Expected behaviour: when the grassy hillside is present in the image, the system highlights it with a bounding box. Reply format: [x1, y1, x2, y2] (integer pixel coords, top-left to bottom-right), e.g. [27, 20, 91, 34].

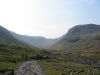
[51, 24, 100, 52]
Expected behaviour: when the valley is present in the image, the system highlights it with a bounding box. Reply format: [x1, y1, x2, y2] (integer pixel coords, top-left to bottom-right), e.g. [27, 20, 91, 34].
[0, 24, 100, 75]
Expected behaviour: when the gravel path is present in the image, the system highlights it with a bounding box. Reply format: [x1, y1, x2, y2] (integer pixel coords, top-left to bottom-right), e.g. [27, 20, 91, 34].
[15, 61, 44, 75]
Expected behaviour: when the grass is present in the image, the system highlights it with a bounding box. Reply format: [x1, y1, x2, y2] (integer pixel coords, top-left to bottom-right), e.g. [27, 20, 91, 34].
[0, 54, 22, 61]
[0, 61, 21, 69]
[38, 60, 100, 75]
[0, 61, 22, 75]
[0, 73, 4, 75]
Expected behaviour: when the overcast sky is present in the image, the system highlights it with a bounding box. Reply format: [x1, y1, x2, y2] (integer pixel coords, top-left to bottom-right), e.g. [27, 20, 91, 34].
[0, 0, 100, 38]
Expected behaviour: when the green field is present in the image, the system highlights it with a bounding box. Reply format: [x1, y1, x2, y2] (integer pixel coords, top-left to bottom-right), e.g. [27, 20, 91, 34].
[38, 60, 100, 75]
[0, 61, 21, 69]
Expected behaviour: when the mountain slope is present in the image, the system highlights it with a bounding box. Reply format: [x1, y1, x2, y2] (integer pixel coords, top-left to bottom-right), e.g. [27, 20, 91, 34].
[0, 25, 20, 44]
[0, 25, 39, 54]
[51, 24, 100, 51]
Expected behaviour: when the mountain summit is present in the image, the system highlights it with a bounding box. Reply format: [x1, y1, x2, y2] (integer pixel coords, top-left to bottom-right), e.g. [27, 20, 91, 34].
[67, 24, 100, 35]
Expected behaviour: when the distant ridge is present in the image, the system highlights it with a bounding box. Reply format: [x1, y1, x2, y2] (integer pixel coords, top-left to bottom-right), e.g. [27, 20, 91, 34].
[11, 31, 58, 49]
[0, 25, 58, 49]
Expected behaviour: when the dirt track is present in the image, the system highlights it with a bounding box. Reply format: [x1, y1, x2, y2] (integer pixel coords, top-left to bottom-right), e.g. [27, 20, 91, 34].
[15, 61, 44, 75]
